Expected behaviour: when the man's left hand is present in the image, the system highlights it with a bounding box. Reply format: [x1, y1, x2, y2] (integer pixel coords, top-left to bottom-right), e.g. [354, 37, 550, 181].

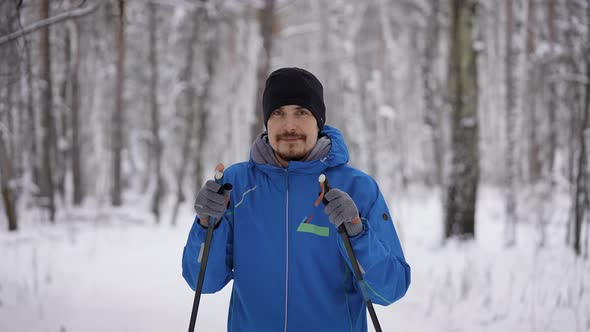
[324, 189, 363, 237]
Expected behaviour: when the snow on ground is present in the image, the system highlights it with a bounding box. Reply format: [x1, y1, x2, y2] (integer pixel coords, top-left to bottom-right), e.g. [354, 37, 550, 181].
[0, 186, 588, 332]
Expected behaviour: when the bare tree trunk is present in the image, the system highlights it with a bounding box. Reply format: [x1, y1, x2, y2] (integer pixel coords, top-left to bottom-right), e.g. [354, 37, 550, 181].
[504, 0, 519, 246]
[148, 2, 162, 222]
[170, 8, 202, 226]
[573, 3, 590, 256]
[564, 0, 585, 246]
[0, 135, 17, 231]
[111, 0, 126, 206]
[538, 13, 553, 249]
[324, 1, 369, 170]
[39, 0, 56, 222]
[250, 0, 275, 142]
[3, 59, 15, 178]
[527, 74, 542, 182]
[546, 0, 557, 175]
[58, 23, 71, 201]
[421, 0, 443, 186]
[444, 0, 479, 240]
[573, 84, 588, 255]
[193, 17, 219, 193]
[375, 0, 408, 191]
[21, 22, 40, 189]
[70, 19, 83, 205]
[526, 0, 542, 183]
[0, 0, 18, 231]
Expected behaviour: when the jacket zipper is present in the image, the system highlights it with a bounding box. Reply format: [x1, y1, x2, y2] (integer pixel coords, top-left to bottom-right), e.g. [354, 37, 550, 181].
[284, 169, 289, 332]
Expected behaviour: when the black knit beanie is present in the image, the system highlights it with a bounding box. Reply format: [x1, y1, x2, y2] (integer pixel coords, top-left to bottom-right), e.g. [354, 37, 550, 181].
[262, 67, 326, 130]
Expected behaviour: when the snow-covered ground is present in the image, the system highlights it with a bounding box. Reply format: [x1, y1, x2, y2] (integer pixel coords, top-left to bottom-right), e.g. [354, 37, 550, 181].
[1, 186, 588, 332]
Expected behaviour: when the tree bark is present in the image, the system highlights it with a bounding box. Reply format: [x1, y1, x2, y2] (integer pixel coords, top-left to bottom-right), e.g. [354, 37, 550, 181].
[564, 0, 585, 246]
[250, 0, 275, 143]
[70, 19, 83, 205]
[20, 19, 40, 188]
[573, 75, 588, 255]
[573, 2, 590, 256]
[525, 0, 542, 182]
[148, 2, 162, 221]
[546, 0, 557, 175]
[111, 0, 126, 206]
[170, 7, 202, 226]
[0, 135, 17, 231]
[193, 17, 218, 193]
[39, 0, 56, 221]
[0, 0, 18, 231]
[324, 1, 369, 170]
[444, 0, 479, 240]
[57, 22, 71, 201]
[421, 0, 443, 186]
[504, 0, 519, 246]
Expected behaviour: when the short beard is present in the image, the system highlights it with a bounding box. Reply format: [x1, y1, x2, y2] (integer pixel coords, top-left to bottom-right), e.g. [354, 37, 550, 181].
[275, 150, 308, 162]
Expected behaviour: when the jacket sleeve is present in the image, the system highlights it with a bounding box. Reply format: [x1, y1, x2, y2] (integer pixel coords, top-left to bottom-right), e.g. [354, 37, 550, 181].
[336, 179, 411, 306]
[182, 210, 234, 293]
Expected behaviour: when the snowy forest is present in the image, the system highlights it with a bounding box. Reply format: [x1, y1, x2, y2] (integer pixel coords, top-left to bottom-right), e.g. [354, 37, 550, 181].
[1, 0, 589, 331]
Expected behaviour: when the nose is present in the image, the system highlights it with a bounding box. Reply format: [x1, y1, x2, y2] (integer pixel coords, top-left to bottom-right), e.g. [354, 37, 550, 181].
[282, 114, 297, 131]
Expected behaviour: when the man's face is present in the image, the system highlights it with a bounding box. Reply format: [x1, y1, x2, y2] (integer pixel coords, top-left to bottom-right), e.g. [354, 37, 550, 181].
[267, 105, 319, 167]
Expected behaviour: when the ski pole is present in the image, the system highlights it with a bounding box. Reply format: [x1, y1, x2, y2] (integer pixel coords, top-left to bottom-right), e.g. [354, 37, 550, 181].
[318, 174, 382, 332]
[188, 163, 232, 332]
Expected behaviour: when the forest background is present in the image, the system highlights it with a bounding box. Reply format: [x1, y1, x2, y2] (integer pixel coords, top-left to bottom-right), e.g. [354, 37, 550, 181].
[0, 1, 589, 331]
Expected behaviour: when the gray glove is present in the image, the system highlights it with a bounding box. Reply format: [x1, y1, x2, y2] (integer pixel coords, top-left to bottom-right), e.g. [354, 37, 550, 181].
[194, 180, 231, 227]
[324, 189, 363, 237]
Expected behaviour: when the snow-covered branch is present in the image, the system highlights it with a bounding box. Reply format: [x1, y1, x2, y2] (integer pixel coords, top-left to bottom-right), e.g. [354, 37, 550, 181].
[0, 1, 101, 46]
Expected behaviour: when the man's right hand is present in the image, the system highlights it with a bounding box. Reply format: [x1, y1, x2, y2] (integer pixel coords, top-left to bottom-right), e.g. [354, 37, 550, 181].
[194, 180, 230, 227]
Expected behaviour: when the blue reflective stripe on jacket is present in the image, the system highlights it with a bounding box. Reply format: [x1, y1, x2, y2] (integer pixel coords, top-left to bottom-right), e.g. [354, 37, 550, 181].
[182, 125, 411, 332]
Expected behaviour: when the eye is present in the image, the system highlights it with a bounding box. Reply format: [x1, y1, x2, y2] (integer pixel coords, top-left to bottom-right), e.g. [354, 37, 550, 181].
[297, 109, 310, 116]
[271, 109, 283, 117]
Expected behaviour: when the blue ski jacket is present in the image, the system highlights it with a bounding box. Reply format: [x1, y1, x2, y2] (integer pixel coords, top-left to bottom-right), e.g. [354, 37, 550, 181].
[182, 125, 410, 332]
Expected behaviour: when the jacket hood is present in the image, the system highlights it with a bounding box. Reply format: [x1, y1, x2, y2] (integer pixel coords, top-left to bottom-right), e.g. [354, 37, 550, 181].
[249, 125, 349, 175]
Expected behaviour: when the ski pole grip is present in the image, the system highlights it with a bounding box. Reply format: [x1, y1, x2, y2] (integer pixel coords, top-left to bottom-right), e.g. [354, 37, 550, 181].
[213, 163, 225, 187]
[214, 164, 233, 204]
[201, 164, 232, 226]
[214, 163, 232, 207]
[319, 174, 331, 205]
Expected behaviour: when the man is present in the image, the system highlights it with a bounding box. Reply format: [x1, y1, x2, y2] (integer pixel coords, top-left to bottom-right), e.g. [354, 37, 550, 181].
[182, 67, 410, 332]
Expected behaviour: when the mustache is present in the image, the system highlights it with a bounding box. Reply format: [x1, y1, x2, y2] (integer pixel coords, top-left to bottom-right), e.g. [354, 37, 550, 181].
[278, 133, 306, 140]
